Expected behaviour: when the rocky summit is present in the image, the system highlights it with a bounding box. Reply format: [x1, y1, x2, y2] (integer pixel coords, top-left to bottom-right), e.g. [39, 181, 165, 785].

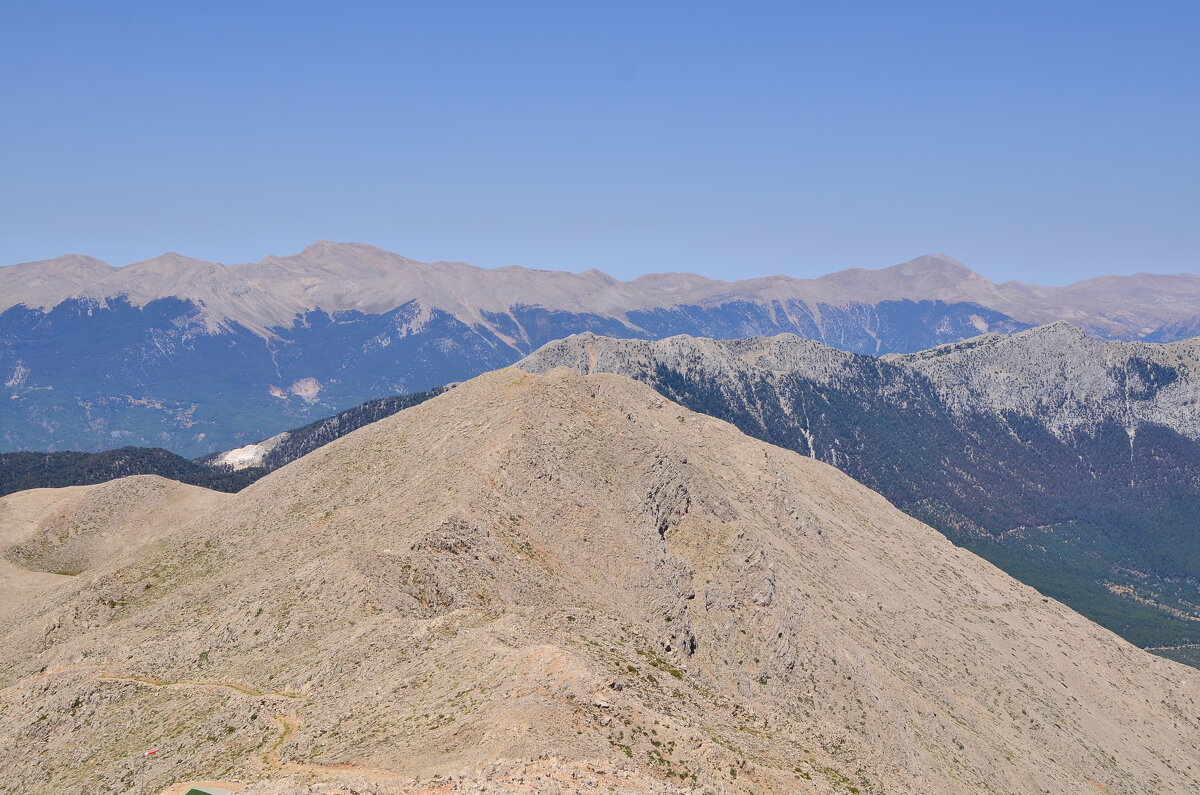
[517, 327, 1200, 659]
[1, 368, 1198, 793]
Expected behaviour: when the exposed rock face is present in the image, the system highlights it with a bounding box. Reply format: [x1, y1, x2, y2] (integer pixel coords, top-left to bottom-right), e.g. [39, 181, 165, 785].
[889, 321, 1200, 439]
[208, 436, 288, 471]
[517, 327, 1200, 653]
[524, 323, 1200, 442]
[0, 369, 1197, 793]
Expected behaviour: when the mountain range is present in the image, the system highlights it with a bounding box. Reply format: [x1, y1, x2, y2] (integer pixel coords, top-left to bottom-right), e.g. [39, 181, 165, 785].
[6, 242, 1200, 454]
[3, 368, 1198, 793]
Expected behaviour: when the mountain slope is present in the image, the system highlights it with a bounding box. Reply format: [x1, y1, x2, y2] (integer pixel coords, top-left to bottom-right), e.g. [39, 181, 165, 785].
[0, 291, 511, 456]
[518, 327, 1200, 653]
[0, 476, 230, 621]
[1, 475, 230, 575]
[887, 321, 1200, 438]
[1, 368, 1198, 794]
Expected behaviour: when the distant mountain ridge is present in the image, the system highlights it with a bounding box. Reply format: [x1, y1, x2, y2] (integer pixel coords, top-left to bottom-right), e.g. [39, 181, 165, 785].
[7, 243, 1200, 339]
[0, 388, 449, 498]
[3, 241, 1200, 453]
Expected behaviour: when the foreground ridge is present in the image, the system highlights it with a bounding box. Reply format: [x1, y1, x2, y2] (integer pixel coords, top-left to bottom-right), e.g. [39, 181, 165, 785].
[0, 368, 1197, 793]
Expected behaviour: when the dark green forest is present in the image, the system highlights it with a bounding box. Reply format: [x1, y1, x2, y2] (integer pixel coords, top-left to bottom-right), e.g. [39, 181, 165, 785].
[0, 447, 257, 498]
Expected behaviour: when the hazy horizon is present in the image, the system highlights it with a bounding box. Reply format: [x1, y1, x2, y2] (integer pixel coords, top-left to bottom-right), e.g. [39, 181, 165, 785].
[8, 242, 1200, 289]
[2, 1, 1196, 283]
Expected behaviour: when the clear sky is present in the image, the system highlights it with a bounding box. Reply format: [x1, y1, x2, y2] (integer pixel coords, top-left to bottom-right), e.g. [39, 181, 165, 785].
[1, 1, 1196, 283]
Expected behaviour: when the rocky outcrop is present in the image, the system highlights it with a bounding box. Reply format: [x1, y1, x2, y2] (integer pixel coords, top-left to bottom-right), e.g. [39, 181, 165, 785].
[888, 321, 1200, 439]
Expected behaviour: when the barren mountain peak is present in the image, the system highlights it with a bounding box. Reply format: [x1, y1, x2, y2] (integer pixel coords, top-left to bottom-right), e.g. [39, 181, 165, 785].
[257, 239, 418, 266]
[13, 252, 112, 271]
[904, 320, 1089, 355]
[295, 239, 397, 257]
[0, 254, 118, 313]
[910, 251, 966, 264]
[3, 367, 1197, 793]
[125, 251, 222, 271]
[302, 239, 349, 251]
[1023, 318, 1088, 336]
[884, 254, 984, 283]
[895, 252, 982, 278]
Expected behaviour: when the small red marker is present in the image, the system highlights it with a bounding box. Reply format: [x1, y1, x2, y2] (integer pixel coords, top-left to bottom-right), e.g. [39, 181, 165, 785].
[144, 749, 158, 757]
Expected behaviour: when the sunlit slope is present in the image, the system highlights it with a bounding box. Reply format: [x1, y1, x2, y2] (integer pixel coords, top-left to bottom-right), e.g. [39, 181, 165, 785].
[0, 369, 1196, 793]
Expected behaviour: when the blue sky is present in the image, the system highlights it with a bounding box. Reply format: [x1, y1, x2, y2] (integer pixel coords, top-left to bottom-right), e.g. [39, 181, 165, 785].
[1, 1, 1195, 283]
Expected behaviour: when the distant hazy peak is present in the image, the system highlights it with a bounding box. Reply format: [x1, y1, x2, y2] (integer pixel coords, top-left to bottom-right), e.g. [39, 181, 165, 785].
[0, 254, 116, 313]
[7, 253, 112, 272]
[3, 242, 1200, 340]
[824, 253, 977, 282]
[126, 250, 219, 268]
[0, 254, 113, 282]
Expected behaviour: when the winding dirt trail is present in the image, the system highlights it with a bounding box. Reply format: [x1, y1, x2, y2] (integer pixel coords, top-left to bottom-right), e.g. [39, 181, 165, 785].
[113, 678, 404, 788]
[159, 781, 244, 795]
[263, 712, 404, 780]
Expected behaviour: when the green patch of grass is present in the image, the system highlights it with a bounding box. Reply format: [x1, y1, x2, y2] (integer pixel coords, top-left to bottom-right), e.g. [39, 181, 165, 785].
[637, 649, 684, 679]
[816, 764, 862, 793]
